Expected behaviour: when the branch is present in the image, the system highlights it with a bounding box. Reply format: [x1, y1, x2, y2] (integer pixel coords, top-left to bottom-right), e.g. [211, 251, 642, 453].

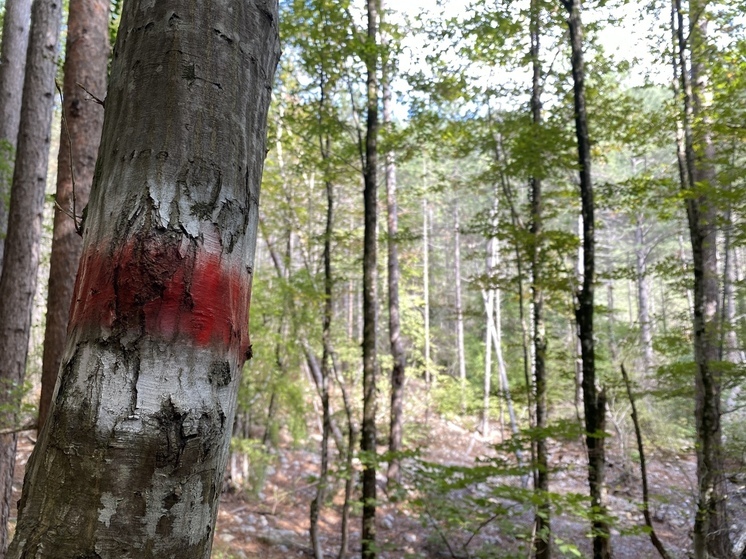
[55, 80, 84, 236]
[76, 81, 105, 107]
[0, 421, 38, 435]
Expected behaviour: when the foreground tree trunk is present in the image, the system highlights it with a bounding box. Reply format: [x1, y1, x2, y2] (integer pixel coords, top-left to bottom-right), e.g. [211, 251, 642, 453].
[0, 0, 62, 552]
[0, 0, 32, 272]
[361, 0, 379, 556]
[562, 0, 611, 557]
[8, 1, 280, 557]
[672, 0, 732, 555]
[685, 0, 732, 559]
[39, 0, 110, 431]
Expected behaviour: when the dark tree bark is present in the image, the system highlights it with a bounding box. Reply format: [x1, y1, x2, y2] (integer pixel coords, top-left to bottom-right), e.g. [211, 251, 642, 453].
[7, 1, 280, 557]
[39, 0, 110, 432]
[0, 0, 32, 273]
[530, 1, 550, 556]
[361, 0, 379, 556]
[0, 0, 62, 552]
[383, 5, 406, 488]
[561, 0, 612, 557]
[310, 73, 334, 559]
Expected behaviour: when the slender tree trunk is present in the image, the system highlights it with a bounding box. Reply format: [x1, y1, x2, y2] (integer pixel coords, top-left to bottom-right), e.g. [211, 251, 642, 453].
[7, 2, 280, 557]
[39, 0, 109, 432]
[454, 202, 467, 411]
[0, 0, 62, 551]
[383, 9, 407, 487]
[720, 204, 740, 364]
[310, 122, 333, 559]
[361, 0, 379, 555]
[483, 288, 494, 438]
[607, 280, 618, 363]
[530, 0, 550, 551]
[482, 199, 499, 438]
[423, 194, 431, 389]
[485, 289, 524, 470]
[0, 0, 32, 273]
[562, 0, 611, 556]
[621, 364, 672, 559]
[635, 215, 653, 375]
[674, 0, 732, 555]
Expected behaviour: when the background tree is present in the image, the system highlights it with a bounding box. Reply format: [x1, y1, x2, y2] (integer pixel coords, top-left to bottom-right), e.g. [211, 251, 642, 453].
[39, 0, 109, 431]
[0, 0, 62, 551]
[0, 0, 31, 273]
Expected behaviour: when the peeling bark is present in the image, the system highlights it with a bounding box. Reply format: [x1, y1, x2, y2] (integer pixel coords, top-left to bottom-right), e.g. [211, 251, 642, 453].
[8, 2, 280, 557]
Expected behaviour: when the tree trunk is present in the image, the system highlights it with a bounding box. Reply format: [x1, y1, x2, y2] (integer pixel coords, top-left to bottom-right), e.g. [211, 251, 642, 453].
[423, 194, 431, 390]
[482, 200, 498, 438]
[530, 0, 550, 552]
[673, 0, 732, 554]
[635, 215, 653, 375]
[454, 202, 467, 411]
[361, 0, 379, 555]
[562, 0, 611, 556]
[7, 2, 280, 557]
[0, 0, 32, 273]
[39, 0, 110, 432]
[383, 8, 406, 487]
[0, 0, 62, 552]
[310, 138, 333, 559]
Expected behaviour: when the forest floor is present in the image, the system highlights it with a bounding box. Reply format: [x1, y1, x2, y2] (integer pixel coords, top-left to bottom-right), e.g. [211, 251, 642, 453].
[10, 413, 746, 559]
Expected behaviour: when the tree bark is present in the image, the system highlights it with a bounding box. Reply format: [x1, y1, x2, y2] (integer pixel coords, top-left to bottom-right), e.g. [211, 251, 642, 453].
[383, 7, 407, 487]
[0, 0, 62, 552]
[673, 0, 732, 554]
[454, 202, 467, 410]
[562, 0, 612, 556]
[0, 0, 32, 273]
[530, 0, 550, 552]
[635, 215, 653, 375]
[39, 0, 110, 432]
[7, 2, 280, 557]
[361, 0, 379, 556]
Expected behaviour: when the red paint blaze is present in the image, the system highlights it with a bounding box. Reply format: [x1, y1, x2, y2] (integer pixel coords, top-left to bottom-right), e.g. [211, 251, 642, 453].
[69, 235, 251, 359]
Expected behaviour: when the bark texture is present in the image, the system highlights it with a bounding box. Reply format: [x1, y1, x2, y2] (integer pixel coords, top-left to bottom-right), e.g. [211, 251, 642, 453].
[562, 0, 611, 557]
[0, 0, 62, 552]
[530, 0, 550, 554]
[8, 1, 280, 557]
[673, 0, 732, 555]
[361, 0, 379, 556]
[0, 0, 32, 272]
[39, 0, 110, 432]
